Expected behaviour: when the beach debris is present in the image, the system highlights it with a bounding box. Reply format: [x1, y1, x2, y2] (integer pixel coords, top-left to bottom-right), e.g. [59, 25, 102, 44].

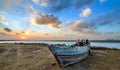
[90, 64, 93, 66]
[0, 48, 5, 54]
[89, 64, 96, 67]
[99, 62, 105, 64]
[116, 58, 120, 61]
[41, 65, 48, 70]
[18, 64, 22, 67]
[107, 50, 112, 52]
[50, 61, 56, 65]
[95, 53, 105, 57]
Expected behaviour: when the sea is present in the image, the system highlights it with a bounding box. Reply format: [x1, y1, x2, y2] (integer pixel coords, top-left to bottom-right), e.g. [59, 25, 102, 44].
[0, 40, 120, 49]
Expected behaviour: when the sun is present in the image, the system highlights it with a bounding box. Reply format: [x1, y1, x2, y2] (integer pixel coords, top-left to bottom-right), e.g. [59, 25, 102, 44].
[20, 36, 26, 40]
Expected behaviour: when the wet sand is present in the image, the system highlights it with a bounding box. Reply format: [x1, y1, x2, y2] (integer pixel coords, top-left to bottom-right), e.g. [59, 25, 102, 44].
[0, 43, 120, 70]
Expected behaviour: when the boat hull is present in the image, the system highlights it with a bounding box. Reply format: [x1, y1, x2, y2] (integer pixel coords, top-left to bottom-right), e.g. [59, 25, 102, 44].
[49, 45, 90, 66]
[56, 52, 89, 66]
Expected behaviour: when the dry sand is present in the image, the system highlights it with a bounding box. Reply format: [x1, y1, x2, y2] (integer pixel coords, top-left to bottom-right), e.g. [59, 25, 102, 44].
[62, 49, 120, 70]
[0, 43, 120, 70]
[0, 43, 61, 70]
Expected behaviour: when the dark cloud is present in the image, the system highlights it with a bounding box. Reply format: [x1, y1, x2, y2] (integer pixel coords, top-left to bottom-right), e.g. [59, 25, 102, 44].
[33, 0, 94, 12]
[51, 0, 70, 12]
[74, 0, 94, 9]
[16, 31, 36, 35]
[69, 20, 94, 33]
[21, 31, 25, 33]
[90, 9, 120, 28]
[45, 33, 50, 35]
[16, 33, 20, 35]
[53, 0, 94, 12]
[4, 27, 12, 32]
[32, 13, 61, 29]
[0, 32, 13, 36]
[0, 32, 7, 36]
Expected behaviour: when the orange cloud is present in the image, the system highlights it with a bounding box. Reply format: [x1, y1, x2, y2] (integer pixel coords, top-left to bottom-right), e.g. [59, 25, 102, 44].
[31, 13, 61, 29]
[69, 20, 89, 32]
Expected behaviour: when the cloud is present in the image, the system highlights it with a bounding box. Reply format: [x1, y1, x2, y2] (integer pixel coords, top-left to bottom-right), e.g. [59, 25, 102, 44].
[100, 0, 106, 3]
[90, 9, 120, 28]
[80, 8, 92, 17]
[32, 0, 70, 11]
[0, 32, 13, 36]
[69, 20, 94, 33]
[0, 14, 8, 25]
[16, 33, 20, 35]
[45, 33, 50, 35]
[15, 31, 36, 36]
[31, 13, 61, 29]
[33, 0, 53, 7]
[1, 21, 8, 25]
[32, 0, 94, 12]
[0, 15, 4, 20]
[74, 0, 94, 9]
[33, 0, 39, 4]
[4, 28, 12, 32]
[0, 0, 34, 14]
[69, 9, 120, 35]
[0, 32, 7, 36]
[0, 0, 24, 9]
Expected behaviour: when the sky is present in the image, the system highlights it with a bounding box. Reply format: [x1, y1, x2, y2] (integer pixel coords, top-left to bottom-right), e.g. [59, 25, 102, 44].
[0, 0, 120, 40]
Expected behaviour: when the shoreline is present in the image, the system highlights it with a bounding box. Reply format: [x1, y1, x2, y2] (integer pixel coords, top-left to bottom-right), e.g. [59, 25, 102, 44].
[0, 40, 120, 43]
[0, 43, 120, 50]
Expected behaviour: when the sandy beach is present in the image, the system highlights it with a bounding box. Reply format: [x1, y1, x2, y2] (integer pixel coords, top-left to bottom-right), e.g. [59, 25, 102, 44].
[0, 43, 120, 70]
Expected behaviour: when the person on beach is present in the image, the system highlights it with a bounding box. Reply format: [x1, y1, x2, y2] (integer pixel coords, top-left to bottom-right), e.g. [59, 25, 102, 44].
[86, 39, 90, 45]
[86, 39, 92, 55]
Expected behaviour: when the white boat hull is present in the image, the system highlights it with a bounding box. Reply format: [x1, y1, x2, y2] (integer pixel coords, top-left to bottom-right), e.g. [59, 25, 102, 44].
[49, 45, 90, 66]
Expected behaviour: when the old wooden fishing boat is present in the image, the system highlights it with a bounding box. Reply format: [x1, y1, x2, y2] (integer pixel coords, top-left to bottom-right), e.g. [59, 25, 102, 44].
[49, 39, 90, 66]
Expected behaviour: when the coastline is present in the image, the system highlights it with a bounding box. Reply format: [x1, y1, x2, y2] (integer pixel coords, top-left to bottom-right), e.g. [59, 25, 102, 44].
[0, 40, 120, 43]
[0, 41, 120, 50]
[0, 43, 120, 70]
